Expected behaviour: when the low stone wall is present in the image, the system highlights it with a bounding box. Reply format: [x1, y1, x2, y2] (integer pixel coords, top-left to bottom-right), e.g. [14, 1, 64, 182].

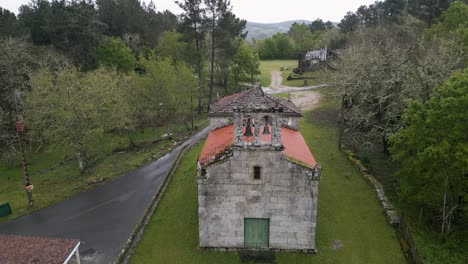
[116, 130, 209, 264]
[342, 149, 400, 225]
[342, 148, 426, 264]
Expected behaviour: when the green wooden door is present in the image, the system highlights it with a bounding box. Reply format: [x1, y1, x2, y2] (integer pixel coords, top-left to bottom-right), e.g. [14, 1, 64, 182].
[244, 218, 270, 248]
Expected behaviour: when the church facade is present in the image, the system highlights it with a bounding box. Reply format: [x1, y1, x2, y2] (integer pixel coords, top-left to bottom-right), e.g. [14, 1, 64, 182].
[197, 86, 320, 252]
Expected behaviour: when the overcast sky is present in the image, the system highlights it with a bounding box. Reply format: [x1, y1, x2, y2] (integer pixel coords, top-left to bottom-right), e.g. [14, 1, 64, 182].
[1, 0, 376, 23]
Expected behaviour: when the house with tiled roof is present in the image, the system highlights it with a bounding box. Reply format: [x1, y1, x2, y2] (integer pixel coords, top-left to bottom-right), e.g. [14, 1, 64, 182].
[197, 85, 321, 252]
[0, 235, 80, 264]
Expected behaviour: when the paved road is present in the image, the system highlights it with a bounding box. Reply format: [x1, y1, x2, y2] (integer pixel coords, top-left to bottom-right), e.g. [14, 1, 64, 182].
[0, 127, 211, 264]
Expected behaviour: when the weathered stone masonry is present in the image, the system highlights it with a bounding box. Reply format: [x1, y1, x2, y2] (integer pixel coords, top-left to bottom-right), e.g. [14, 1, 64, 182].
[198, 150, 319, 251]
[198, 85, 320, 252]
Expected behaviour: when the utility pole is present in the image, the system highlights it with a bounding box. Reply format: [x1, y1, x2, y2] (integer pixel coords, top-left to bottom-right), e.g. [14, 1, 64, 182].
[16, 117, 33, 207]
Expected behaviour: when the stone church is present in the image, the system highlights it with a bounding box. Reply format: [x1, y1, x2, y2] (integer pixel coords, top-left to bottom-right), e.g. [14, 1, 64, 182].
[197, 86, 320, 252]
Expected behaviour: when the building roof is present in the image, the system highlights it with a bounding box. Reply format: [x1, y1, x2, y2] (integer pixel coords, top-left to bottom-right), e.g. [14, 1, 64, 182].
[0, 235, 79, 264]
[208, 87, 302, 117]
[199, 124, 316, 169]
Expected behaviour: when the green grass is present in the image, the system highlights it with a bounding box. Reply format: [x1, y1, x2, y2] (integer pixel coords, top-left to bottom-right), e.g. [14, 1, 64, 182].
[129, 90, 405, 264]
[259, 60, 296, 87]
[273, 93, 289, 98]
[259, 60, 322, 87]
[0, 119, 208, 224]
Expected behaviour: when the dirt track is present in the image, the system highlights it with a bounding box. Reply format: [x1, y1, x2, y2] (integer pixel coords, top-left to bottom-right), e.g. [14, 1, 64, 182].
[264, 70, 323, 111]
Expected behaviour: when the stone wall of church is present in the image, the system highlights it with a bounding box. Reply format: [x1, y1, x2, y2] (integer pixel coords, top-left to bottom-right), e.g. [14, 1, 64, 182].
[197, 149, 318, 252]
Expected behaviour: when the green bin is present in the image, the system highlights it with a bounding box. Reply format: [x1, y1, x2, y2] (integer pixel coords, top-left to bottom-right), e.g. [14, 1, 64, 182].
[0, 203, 12, 217]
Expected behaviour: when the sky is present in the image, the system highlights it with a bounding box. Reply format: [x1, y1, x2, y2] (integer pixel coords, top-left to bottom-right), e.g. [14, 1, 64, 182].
[0, 0, 376, 23]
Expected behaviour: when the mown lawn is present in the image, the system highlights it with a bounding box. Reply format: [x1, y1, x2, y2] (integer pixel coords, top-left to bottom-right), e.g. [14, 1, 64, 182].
[259, 60, 322, 87]
[129, 90, 405, 264]
[259, 60, 296, 87]
[0, 119, 207, 224]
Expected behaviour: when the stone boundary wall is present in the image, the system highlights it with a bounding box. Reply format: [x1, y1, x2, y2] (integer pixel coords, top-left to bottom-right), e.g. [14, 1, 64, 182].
[116, 130, 209, 264]
[342, 149, 399, 225]
[342, 148, 425, 264]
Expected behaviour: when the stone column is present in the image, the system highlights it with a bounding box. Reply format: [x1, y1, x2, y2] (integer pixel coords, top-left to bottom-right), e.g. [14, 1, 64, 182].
[254, 113, 261, 146]
[233, 107, 243, 146]
[271, 109, 283, 149]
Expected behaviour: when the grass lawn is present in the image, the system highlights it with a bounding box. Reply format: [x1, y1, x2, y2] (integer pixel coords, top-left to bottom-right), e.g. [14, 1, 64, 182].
[259, 60, 322, 88]
[273, 93, 289, 98]
[129, 90, 405, 264]
[0, 119, 207, 224]
[259, 60, 295, 87]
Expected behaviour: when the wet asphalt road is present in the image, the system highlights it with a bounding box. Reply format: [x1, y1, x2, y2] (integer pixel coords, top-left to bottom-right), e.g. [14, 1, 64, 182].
[0, 127, 210, 264]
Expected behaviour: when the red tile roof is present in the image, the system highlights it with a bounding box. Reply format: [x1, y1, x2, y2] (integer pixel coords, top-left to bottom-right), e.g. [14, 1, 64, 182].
[199, 125, 316, 168]
[0, 235, 79, 264]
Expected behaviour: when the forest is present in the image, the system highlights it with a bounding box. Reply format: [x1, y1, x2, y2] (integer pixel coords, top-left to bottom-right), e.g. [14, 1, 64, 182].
[0, 0, 467, 263]
[0, 0, 259, 172]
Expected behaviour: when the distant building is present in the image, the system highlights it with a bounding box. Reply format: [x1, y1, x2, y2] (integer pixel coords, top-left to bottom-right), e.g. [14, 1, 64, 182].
[197, 86, 320, 252]
[298, 47, 339, 72]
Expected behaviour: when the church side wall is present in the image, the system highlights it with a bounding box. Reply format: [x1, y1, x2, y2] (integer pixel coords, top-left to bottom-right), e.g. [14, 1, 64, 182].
[198, 149, 318, 251]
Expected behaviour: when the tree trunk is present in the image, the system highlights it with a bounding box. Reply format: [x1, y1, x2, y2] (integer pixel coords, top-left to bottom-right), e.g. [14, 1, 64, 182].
[441, 169, 448, 235]
[77, 150, 87, 174]
[382, 135, 390, 155]
[128, 132, 136, 148]
[195, 25, 203, 115]
[207, 11, 216, 113]
[224, 74, 228, 93]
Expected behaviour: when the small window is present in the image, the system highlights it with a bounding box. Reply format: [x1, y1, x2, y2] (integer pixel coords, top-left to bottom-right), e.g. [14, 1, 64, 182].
[253, 166, 261, 180]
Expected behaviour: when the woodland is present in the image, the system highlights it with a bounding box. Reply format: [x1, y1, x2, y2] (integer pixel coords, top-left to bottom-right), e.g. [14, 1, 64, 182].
[0, 0, 467, 263]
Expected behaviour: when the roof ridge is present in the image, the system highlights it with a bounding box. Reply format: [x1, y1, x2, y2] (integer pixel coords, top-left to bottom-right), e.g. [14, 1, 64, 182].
[209, 87, 301, 115]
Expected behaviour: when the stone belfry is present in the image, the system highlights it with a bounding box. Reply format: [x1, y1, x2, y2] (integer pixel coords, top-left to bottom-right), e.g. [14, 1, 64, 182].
[198, 84, 319, 252]
[232, 85, 284, 149]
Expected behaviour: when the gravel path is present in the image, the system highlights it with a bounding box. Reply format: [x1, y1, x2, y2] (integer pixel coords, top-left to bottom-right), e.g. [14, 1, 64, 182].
[264, 70, 326, 111]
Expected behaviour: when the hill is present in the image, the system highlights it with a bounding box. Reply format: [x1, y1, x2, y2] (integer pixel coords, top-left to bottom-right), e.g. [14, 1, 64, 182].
[245, 20, 311, 40]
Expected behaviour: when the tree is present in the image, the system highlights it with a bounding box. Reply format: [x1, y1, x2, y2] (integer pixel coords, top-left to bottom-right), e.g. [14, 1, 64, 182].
[204, 0, 229, 112]
[0, 7, 21, 37]
[18, 0, 106, 70]
[231, 40, 260, 86]
[133, 55, 197, 130]
[215, 10, 246, 91]
[309, 19, 326, 32]
[96, 37, 136, 72]
[331, 22, 463, 151]
[338, 11, 360, 33]
[272, 33, 293, 59]
[177, 0, 205, 113]
[408, 0, 452, 26]
[257, 38, 276, 59]
[0, 38, 37, 166]
[428, 1, 468, 55]
[390, 69, 468, 234]
[288, 23, 316, 52]
[26, 65, 134, 173]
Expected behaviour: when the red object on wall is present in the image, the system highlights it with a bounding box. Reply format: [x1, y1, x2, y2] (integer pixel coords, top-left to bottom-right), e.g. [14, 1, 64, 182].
[16, 121, 23, 133]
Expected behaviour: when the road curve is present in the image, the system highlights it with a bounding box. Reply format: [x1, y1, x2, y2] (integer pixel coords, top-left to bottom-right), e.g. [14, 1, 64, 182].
[0, 126, 211, 264]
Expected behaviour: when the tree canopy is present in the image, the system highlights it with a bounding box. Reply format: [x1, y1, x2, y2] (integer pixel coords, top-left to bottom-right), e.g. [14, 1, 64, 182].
[390, 69, 468, 234]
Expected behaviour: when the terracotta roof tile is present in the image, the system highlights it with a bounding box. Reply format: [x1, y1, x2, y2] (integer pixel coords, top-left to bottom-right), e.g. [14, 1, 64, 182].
[0, 235, 79, 264]
[199, 125, 316, 168]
